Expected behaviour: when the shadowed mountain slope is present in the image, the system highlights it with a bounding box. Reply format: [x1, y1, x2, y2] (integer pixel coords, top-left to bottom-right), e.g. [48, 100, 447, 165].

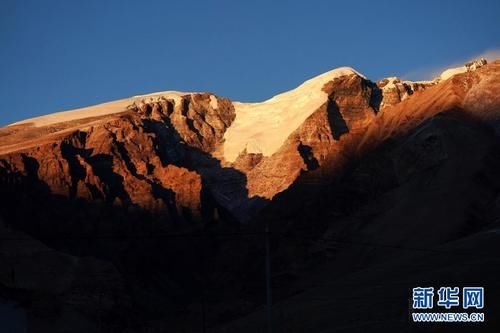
[0, 60, 499, 332]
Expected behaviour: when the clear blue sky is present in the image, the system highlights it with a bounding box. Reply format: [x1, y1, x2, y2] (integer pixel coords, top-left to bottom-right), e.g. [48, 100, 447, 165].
[1, 0, 499, 126]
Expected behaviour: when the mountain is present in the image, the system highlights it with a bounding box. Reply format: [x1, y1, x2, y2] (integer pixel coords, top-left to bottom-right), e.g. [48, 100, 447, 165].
[1, 59, 499, 332]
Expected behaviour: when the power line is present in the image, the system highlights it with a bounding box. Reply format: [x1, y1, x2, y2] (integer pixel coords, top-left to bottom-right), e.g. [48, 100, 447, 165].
[0, 229, 498, 260]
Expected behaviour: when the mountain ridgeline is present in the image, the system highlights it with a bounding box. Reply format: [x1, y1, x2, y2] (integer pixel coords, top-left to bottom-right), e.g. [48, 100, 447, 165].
[1, 60, 500, 332]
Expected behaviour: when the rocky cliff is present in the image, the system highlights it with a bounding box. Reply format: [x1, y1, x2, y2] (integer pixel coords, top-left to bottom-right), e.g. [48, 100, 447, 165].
[1, 60, 499, 332]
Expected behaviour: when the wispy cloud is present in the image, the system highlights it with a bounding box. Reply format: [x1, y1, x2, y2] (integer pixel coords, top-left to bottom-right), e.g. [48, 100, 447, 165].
[478, 49, 500, 62]
[402, 48, 500, 81]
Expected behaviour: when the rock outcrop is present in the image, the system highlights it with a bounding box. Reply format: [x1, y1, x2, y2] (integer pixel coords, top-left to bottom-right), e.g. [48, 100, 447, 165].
[377, 77, 436, 109]
[1, 59, 499, 332]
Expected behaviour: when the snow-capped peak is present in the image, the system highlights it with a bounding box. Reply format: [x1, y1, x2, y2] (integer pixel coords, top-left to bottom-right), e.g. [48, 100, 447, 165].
[439, 58, 487, 81]
[8, 91, 191, 128]
[222, 67, 365, 162]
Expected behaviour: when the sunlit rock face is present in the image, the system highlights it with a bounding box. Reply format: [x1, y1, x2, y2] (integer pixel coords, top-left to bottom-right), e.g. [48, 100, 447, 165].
[1, 59, 500, 332]
[2, 60, 497, 218]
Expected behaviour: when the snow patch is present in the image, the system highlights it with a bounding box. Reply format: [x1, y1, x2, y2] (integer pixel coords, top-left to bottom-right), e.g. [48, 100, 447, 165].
[380, 77, 399, 91]
[209, 95, 218, 109]
[439, 58, 488, 81]
[222, 67, 364, 162]
[9, 91, 190, 128]
[439, 66, 467, 81]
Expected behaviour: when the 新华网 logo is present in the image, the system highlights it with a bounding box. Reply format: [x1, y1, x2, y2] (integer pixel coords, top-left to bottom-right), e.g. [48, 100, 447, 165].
[411, 287, 484, 323]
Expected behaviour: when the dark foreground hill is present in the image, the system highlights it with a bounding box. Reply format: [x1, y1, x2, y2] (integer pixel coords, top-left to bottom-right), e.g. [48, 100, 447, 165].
[1, 60, 499, 332]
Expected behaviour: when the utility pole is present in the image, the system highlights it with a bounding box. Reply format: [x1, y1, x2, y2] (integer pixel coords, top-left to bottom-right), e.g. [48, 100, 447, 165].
[201, 287, 207, 333]
[265, 223, 273, 333]
[201, 229, 208, 333]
